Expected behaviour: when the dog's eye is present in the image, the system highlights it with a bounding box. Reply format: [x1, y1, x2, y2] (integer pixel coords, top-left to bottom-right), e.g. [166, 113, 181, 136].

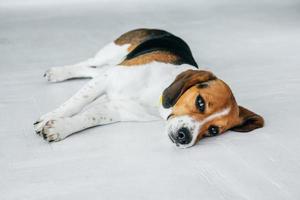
[208, 125, 219, 136]
[195, 95, 205, 112]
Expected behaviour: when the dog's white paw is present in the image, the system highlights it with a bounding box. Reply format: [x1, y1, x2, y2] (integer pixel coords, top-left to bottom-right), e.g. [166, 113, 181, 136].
[34, 113, 56, 133]
[38, 119, 68, 142]
[34, 120, 47, 134]
[44, 67, 68, 82]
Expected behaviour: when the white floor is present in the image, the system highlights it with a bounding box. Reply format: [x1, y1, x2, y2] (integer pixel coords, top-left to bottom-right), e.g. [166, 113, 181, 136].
[1, 1, 300, 199]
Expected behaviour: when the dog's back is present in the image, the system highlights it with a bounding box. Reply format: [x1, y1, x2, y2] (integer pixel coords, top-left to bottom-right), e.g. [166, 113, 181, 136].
[115, 29, 198, 67]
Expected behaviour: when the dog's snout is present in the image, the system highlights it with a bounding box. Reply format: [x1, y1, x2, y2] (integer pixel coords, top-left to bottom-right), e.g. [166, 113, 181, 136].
[173, 127, 192, 145]
[166, 115, 199, 147]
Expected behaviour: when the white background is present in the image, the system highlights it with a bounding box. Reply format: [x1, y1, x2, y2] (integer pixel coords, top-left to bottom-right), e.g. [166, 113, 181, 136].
[1, 0, 300, 199]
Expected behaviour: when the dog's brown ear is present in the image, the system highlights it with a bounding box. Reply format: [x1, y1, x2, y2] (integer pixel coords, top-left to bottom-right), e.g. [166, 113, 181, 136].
[162, 70, 216, 108]
[230, 106, 264, 132]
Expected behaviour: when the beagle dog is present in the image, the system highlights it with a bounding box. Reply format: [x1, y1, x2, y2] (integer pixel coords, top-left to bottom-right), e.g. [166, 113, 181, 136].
[34, 28, 264, 148]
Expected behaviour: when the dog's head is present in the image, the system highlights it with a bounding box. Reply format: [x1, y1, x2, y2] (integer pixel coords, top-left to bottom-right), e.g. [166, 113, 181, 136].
[161, 70, 264, 148]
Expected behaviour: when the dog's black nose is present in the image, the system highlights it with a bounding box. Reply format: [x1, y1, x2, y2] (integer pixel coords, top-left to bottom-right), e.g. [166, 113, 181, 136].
[175, 127, 192, 145]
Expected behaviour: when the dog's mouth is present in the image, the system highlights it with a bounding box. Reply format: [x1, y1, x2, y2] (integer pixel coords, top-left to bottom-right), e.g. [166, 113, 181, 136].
[167, 114, 174, 120]
[168, 134, 176, 143]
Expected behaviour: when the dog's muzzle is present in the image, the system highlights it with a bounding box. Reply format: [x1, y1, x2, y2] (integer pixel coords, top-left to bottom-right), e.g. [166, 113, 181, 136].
[166, 115, 200, 148]
[169, 127, 192, 145]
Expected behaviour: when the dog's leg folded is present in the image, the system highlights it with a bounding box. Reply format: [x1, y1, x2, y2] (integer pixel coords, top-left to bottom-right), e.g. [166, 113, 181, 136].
[34, 73, 108, 133]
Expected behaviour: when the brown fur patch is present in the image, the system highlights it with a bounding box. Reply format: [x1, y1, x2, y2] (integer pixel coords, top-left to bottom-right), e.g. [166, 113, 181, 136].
[230, 106, 264, 132]
[114, 28, 198, 67]
[162, 70, 216, 108]
[120, 51, 181, 66]
[115, 29, 177, 66]
[115, 28, 162, 51]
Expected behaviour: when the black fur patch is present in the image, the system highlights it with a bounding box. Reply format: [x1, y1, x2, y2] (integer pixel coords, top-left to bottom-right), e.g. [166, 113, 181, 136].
[125, 30, 198, 68]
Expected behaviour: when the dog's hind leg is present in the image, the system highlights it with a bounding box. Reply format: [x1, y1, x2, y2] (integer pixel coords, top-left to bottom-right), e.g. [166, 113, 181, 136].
[44, 59, 101, 82]
[34, 72, 109, 133]
[44, 42, 130, 82]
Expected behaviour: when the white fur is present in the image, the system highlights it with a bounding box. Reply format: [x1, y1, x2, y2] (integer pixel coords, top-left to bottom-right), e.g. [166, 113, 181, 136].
[159, 106, 173, 120]
[166, 107, 231, 148]
[35, 60, 194, 140]
[93, 42, 130, 66]
[35, 42, 218, 147]
[44, 42, 130, 82]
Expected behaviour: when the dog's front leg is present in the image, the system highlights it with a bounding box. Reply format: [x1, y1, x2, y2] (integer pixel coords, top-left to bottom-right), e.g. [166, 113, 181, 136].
[39, 100, 121, 141]
[39, 99, 159, 142]
[34, 74, 107, 134]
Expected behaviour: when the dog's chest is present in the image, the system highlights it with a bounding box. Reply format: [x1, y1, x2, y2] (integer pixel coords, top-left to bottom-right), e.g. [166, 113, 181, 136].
[105, 63, 192, 107]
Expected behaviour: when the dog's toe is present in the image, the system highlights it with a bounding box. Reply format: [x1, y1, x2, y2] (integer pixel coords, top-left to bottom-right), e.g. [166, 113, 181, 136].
[39, 120, 65, 142]
[47, 133, 59, 142]
[34, 120, 47, 133]
[44, 69, 56, 82]
[44, 67, 66, 83]
[42, 132, 47, 139]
